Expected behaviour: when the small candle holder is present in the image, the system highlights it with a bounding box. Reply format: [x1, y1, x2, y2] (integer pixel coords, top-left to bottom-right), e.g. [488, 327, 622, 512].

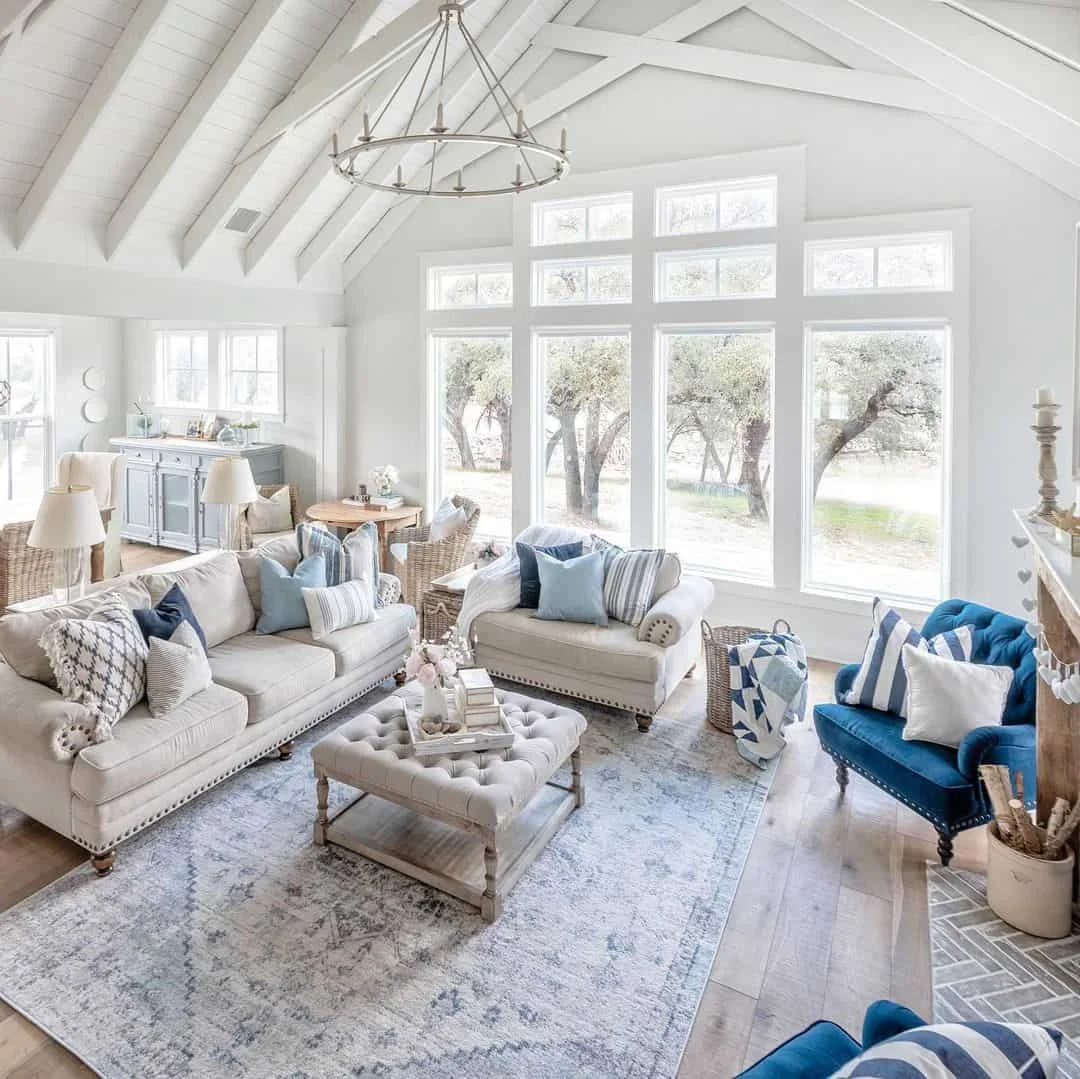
[1033, 399, 1062, 519]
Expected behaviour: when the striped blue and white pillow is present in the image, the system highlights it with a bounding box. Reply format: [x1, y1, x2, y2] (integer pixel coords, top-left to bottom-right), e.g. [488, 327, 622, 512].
[591, 538, 666, 627]
[302, 580, 374, 641]
[844, 598, 974, 717]
[830, 1021, 1061, 1078]
[296, 522, 382, 608]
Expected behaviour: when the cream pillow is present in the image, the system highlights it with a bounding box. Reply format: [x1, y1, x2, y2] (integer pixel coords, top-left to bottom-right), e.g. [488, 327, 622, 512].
[247, 487, 292, 534]
[146, 621, 213, 718]
[302, 579, 374, 641]
[901, 644, 1013, 749]
[429, 498, 467, 543]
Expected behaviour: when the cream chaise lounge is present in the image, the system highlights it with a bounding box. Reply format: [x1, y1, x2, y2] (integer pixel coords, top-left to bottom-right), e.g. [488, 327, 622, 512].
[0, 536, 414, 875]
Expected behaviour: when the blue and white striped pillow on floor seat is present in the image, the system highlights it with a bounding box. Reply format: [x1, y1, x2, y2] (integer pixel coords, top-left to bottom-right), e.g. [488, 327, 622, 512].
[830, 1021, 1061, 1078]
[844, 597, 973, 718]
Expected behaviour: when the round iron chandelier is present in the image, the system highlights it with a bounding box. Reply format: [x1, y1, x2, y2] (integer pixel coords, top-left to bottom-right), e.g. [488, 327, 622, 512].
[329, 1, 570, 198]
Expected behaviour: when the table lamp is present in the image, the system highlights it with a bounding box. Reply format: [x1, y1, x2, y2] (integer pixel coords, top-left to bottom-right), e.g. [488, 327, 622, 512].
[201, 457, 258, 551]
[28, 485, 107, 602]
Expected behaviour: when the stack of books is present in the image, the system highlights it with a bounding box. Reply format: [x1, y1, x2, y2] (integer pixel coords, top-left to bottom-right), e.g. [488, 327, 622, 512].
[456, 668, 500, 729]
[369, 494, 404, 509]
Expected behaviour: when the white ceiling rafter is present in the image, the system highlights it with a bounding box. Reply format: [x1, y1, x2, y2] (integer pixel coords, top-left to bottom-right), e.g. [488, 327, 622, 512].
[532, 22, 977, 119]
[337, 0, 750, 284]
[756, 0, 1080, 200]
[180, 0, 410, 269]
[14, 0, 171, 248]
[105, 0, 290, 261]
[294, 0, 548, 281]
[0, 0, 43, 46]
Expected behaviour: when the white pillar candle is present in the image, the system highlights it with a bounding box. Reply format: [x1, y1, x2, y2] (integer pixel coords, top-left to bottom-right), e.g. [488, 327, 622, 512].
[1036, 387, 1055, 406]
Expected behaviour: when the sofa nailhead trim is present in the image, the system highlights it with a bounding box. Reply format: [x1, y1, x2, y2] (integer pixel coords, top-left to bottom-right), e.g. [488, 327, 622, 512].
[71, 661, 404, 855]
[482, 665, 655, 718]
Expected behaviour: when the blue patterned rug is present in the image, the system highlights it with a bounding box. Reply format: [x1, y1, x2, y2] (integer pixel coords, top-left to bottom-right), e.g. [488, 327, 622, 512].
[0, 682, 770, 1078]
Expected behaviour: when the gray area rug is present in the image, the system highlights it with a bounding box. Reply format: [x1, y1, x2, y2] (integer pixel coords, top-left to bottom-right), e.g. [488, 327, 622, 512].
[928, 863, 1080, 1078]
[0, 682, 770, 1079]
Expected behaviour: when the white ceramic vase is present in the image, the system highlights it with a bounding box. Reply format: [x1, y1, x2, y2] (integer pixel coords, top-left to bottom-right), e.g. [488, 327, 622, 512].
[422, 683, 447, 721]
[986, 823, 1075, 939]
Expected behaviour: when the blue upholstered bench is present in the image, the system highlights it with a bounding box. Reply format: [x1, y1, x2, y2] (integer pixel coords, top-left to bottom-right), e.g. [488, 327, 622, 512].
[813, 600, 1037, 865]
[736, 1000, 925, 1078]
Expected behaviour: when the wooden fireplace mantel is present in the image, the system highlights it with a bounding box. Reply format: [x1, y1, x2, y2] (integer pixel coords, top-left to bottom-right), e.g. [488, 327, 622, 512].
[1014, 511, 1080, 822]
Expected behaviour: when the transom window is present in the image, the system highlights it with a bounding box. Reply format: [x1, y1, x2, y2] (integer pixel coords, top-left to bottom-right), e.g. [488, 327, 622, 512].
[428, 264, 513, 309]
[656, 177, 777, 236]
[156, 331, 209, 409]
[657, 246, 776, 301]
[533, 256, 632, 306]
[806, 233, 952, 293]
[0, 332, 51, 504]
[222, 331, 281, 416]
[531, 193, 633, 246]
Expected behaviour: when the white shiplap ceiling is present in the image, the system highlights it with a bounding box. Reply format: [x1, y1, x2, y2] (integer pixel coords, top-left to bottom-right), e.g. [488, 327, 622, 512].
[0, 0, 1078, 294]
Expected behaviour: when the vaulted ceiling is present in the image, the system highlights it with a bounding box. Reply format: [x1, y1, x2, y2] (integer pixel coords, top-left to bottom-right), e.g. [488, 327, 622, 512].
[0, 0, 1078, 294]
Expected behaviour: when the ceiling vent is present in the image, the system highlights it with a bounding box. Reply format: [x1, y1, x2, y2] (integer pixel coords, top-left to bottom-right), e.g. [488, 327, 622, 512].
[224, 207, 262, 234]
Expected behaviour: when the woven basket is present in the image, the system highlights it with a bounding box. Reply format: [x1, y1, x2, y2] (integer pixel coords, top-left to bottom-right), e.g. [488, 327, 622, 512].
[702, 619, 792, 734]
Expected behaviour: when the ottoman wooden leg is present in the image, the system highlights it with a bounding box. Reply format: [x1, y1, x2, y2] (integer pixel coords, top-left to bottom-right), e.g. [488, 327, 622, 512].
[571, 747, 585, 809]
[481, 837, 501, 922]
[314, 772, 329, 846]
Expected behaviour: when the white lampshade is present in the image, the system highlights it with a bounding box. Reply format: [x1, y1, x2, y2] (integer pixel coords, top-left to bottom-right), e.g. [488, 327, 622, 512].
[201, 457, 258, 506]
[28, 486, 106, 550]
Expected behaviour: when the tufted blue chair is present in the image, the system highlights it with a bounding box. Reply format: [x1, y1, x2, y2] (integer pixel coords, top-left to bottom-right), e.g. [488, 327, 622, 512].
[814, 600, 1037, 865]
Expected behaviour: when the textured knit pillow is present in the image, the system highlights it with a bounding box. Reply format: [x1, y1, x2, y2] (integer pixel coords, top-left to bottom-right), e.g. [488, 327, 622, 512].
[40, 596, 148, 746]
[296, 522, 381, 606]
[133, 582, 207, 652]
[302, 579, 374, 641]
[844, 598, 974, 718]
[146, 621, 213, 718]
[256, 554, 326, 634]
[247, 487, 292, 534]
[516, 540, 584, 609]
[830, 1020, 1061, 1078]
[592, 539, 666, 628]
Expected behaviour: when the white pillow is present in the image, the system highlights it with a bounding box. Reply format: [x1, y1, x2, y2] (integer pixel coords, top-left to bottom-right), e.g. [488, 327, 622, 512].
[901, 644, 1014, 748]
[302, 580, 375, 641]
[146, 621, 213, 718]
[247, 487, 292, 534]
[430, 498, 467, 543]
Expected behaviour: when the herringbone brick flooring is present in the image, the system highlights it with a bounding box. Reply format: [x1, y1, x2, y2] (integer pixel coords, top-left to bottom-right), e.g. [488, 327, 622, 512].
[929, 864, 1080, 1078]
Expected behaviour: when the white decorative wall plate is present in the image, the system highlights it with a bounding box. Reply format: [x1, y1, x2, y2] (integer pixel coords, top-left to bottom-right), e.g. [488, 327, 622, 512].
[82, 366, 106, 391]
[82, 397, 109, 424]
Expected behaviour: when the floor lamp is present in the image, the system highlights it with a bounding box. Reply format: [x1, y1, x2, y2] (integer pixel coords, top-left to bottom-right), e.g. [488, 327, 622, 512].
[202, 457, 258, 552]
[28, 485, 107, 602]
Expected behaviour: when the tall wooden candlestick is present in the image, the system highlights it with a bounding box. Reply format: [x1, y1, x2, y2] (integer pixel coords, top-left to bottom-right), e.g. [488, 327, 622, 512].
[1033, 400, 1062, 518]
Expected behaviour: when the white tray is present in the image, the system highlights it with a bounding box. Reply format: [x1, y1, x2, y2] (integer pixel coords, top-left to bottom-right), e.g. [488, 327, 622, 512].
[404, 700, 515, 758]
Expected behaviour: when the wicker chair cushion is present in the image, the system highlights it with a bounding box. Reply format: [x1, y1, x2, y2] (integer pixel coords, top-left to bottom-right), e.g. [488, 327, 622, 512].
[429, 500, 468, 542]
[247, 487, 293, 534]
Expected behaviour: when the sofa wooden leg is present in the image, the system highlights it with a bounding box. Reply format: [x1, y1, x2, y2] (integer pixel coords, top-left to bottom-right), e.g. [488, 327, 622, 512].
[393, 669, 407, 687]
[91, 849, 116, 876]
[278, 740, 295, 761]
[937, 830, 954, 867]
[835, 760, 849, 798]
[636, 713, 654, 732]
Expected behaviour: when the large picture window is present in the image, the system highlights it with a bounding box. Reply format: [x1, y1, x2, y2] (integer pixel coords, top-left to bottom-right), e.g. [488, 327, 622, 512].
[806, 326, 947, 603]
[662, 329, 773, 579]
[537, 332, 631, 545]
[0, 332, 51, 505]
[431, 333, 513, 540]
[222, 330, 282, 416]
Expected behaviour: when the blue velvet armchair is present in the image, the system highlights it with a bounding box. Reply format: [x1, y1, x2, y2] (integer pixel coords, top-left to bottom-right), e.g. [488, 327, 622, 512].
[736, 1000, 926, 1077]
[814, 600, 1037, 865]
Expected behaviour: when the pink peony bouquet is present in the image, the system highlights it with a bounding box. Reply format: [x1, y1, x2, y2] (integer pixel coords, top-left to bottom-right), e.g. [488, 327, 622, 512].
[404, 631, 458, 689]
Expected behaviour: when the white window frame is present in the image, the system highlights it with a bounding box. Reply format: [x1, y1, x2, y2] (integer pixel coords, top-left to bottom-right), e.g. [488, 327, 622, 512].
[153, 325, 284, 420]
[655, 175, 779, 238]
[155, 329, 210, 411]
[0, 329, 54, 504]
[531, 191, 634, 247]
[427, 262, 514, 311]
[655, 244, 778, 303]
[219, 328, 284, 418]
[531, 255, 633, 307]
[804, 230, 954, 296]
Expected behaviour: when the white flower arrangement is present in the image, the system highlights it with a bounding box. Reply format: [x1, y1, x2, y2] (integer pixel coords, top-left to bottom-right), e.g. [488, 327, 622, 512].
[369, 464, 399, 497]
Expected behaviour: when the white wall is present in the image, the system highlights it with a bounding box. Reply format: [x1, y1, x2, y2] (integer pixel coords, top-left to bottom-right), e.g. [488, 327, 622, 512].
[345, 10, 1080, 660]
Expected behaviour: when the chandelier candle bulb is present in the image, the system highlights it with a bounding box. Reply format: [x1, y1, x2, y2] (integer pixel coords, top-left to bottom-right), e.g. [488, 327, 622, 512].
[361, 111, 370, 141]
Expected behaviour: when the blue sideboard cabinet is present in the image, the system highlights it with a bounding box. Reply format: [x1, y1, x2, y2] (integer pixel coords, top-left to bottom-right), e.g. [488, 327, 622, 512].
[110, 437, 286, 553]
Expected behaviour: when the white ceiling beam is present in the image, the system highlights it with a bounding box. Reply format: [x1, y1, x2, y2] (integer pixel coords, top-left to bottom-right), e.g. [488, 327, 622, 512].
[750, 0, 1080, 200]
[237, 1, 448, 163]
[106, 0, 288, 260]
[294, 0, 547, 280]
[339, 0, 749, 284]
[779, 0, 1080, 168]
[15, 0, 170, 247]
[533, 22, 977, 118]
[0, 0, 33, 42]
[295, 0, 385, 88]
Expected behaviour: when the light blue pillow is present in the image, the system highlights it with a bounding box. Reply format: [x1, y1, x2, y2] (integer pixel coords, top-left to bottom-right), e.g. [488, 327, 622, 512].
[535, 550, 608, 626]
[256, 554, 326, 634]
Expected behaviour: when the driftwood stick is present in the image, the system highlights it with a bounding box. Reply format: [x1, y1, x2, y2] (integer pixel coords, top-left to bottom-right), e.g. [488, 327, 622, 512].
[1047, 798, 1069, 839]
[1014, 770, 1025, 804]
[1046, 799, 1080, 859]
[979, 765, 1017, 841]
[1009, 799, 1044, 855]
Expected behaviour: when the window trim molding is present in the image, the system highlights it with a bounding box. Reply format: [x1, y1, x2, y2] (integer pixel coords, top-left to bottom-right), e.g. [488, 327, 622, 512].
[655, 243, 778, 303]
[654, 174, 779, 239]
[0, 328, 54, 504]
[531, 254, 634, 307]
[427, 261, 514, 311]
[804, 230, 954, 297]
[530, 190, 634, 247]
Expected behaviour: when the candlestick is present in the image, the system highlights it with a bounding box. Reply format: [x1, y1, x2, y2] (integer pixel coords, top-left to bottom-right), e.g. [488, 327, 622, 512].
[1032, 400, 1062, 518]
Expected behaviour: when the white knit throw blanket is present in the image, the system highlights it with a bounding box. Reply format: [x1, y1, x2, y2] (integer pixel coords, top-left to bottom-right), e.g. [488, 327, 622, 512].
[457, 523, 591, 638]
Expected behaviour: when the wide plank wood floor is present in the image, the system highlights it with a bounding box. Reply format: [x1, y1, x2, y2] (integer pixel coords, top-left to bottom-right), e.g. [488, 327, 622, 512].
[0, 657, 987, 1078]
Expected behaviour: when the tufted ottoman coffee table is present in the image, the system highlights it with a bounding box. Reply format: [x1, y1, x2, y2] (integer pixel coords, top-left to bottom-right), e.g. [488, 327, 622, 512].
[311, 685, 587, 921]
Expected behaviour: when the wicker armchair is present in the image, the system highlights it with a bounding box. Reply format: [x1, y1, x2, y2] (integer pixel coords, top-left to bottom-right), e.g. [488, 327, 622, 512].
[388, 495, 480, 611]
[0, 520, 53, 608]
[238, 485, 300, 550]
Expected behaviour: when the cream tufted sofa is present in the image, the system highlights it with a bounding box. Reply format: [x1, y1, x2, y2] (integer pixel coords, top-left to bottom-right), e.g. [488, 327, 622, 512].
[0, 534, 415, 875]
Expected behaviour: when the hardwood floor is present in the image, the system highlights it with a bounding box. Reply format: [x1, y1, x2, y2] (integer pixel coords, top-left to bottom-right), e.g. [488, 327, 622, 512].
[0, 658, 986, 1078]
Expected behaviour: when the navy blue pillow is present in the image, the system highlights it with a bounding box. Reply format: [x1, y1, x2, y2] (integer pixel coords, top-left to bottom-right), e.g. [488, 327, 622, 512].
[134, 583, 208, 652]
[516, 541, 583, 609]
